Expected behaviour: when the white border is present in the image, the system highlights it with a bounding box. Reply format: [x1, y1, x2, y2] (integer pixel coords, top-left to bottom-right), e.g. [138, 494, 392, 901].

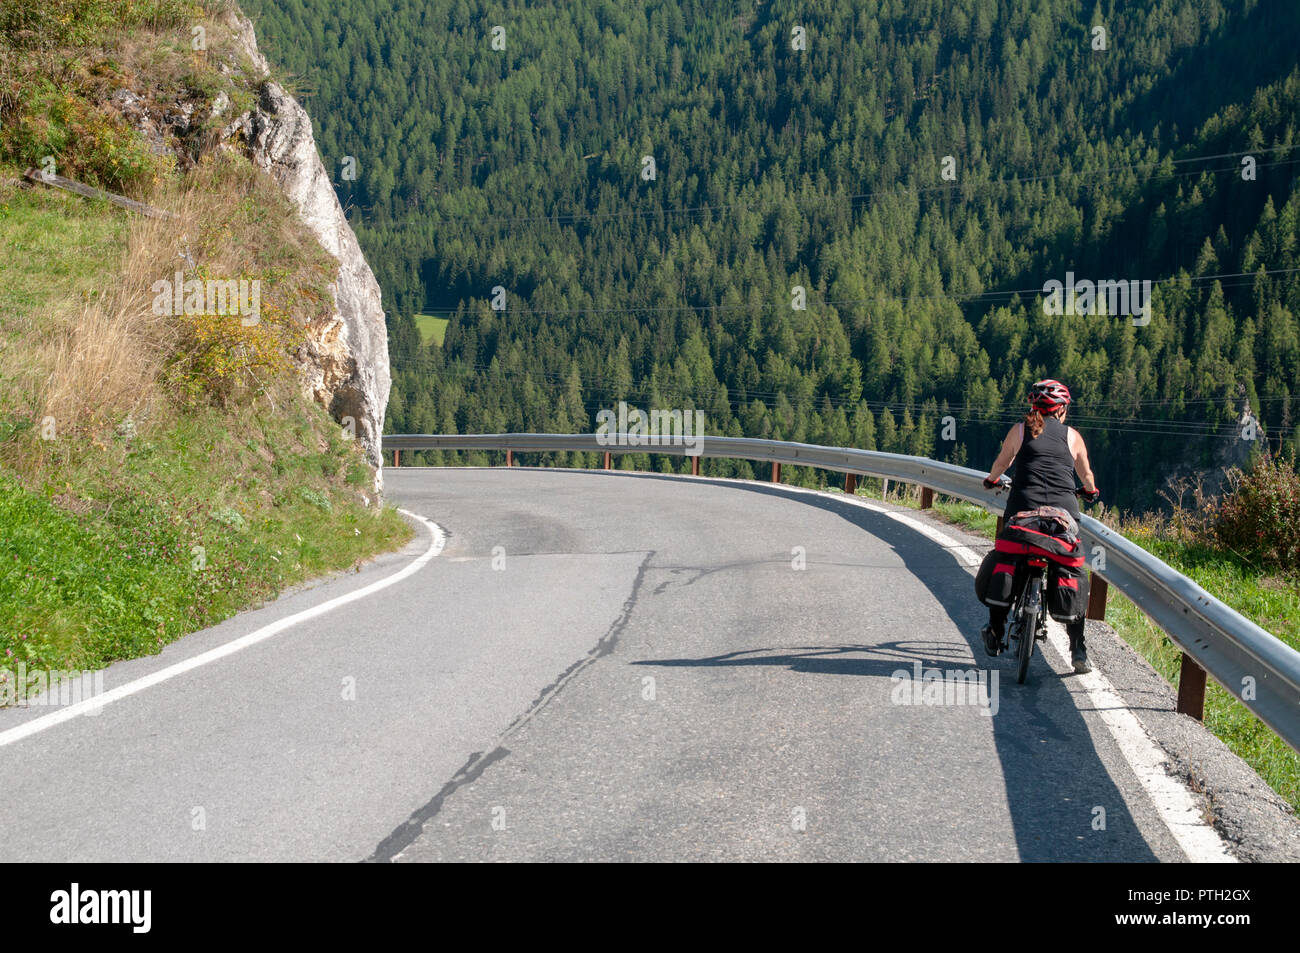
[0, 510, 445, 749]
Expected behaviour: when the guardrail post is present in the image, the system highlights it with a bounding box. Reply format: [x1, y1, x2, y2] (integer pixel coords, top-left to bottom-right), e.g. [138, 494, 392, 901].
[1086, 574, 1108, 621]
[603, 451, 611, 470]
[1176, 654, 1208, 720]
[505, 449, 513, 467]
[844, 473, 857, 495]
[881, 478, 889, 500]
[392, 449, 400, 468]
[771, 462, 781, 483]
[690, 456, 700, 476]
[920, 487, 934, 509]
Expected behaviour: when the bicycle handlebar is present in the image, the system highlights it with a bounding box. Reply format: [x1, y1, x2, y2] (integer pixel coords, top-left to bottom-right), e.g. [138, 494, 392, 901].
[984, 476, 1099, 506]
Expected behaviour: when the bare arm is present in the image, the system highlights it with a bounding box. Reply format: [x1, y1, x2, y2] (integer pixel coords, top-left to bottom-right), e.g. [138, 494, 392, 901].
[986, 424, 1022, 482]
[1069, 428, 1096, 492]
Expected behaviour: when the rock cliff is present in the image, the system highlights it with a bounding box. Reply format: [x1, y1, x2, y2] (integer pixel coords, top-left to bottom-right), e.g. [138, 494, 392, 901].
[223, 11, 391, 482]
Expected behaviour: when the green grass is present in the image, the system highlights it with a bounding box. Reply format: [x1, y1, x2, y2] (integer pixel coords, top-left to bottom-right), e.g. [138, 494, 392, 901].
[413, 312, 449, 347]
[928, 496, 1000, 538]
[0, 172, 128, 323]
[0, 403, 412, 676]
[0, 180, 414, 683]
[1104, 531, 1300, 811]
[0, 72, 415, 684]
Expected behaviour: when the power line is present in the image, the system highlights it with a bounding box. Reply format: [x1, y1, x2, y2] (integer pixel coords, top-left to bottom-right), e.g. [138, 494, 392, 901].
[406, 264, 1300, 317]
[388, 355, 1276, 436]
[391, 333, 1298, 418]
[354, 146, 1300, 231]
[391, 346, 1290, 418]
[393, 354, 1255, 417]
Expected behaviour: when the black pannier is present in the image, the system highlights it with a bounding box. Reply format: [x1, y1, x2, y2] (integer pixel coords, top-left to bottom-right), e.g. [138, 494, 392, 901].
[975, 549, 1022, 608]
[1047, 560, 1089, 622]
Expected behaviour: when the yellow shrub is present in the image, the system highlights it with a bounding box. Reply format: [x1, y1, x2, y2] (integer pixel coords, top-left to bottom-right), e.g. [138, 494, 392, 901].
[165, 276, 305, 407]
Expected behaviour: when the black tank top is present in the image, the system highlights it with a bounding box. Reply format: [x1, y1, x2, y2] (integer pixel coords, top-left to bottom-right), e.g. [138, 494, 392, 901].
[1005, 415, 1079, 519]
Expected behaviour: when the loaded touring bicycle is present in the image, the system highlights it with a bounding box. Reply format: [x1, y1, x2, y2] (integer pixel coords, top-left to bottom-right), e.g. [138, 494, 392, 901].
[976, 486, 1092, 684]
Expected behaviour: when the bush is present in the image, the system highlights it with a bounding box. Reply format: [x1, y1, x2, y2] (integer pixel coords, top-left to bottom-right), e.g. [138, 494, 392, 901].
[296, 487, 331, 511]
[1208, 454, 1300, 573]
[0, 0, 199, 51]
[165, 295, 305, 408]
[0, 82, 171, 193]
[1, 0, 203, 194]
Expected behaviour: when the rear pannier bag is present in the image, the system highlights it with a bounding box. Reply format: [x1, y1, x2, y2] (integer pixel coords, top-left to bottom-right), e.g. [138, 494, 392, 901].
[995, 505, 1086, 568]
[975, 550, 1019, 607]
[1047, 561, 1089, 622]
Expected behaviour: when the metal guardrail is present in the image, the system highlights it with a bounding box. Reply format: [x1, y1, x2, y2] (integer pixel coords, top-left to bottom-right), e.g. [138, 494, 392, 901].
[383, 432, 1300, 752]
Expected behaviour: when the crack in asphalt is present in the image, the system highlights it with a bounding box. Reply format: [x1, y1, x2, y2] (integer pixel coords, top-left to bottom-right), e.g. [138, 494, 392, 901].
[365, 549, 656, 863]
[365, 747, 511, 863]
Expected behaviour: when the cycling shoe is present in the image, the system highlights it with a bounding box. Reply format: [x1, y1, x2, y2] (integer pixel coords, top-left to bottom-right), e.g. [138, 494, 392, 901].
[981, 624, 1002, 657]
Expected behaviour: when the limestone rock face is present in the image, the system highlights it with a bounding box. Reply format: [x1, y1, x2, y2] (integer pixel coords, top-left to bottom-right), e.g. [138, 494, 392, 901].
[1157, 404, 1264, 505]
[226, 11, 391, 485]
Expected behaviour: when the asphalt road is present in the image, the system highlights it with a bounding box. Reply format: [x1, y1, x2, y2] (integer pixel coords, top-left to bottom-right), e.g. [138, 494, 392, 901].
[3, 466, 1283, 861]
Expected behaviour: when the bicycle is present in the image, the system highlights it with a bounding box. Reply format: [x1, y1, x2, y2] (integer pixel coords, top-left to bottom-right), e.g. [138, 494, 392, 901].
[987, 479, 1097, 684]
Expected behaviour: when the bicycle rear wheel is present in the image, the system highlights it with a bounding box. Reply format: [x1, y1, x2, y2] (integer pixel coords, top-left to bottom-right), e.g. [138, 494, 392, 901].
[1015, 578, 1043, 684]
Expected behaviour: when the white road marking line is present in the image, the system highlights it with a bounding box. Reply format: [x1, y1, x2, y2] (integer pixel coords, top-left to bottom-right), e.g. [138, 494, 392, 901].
[859, 494, 1236, 862]
[715, 474, 1234, 860]
[1038, 621, 1237, 863]
[0, 509, 445, 749]
[869, 507, 985, 567]
[758, 480, 987, 566]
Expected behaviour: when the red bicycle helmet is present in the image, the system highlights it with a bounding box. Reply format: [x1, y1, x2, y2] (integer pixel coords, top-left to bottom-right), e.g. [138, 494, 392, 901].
[1029, 379, 1072, 412]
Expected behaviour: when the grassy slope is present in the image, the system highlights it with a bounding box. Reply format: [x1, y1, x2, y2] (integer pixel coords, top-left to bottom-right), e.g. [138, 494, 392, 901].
[0, 185, 126, 317]
[1103, 533, 1300, 811]
[413, 313, 449, 347]
[0, 175, 412, 677]
[0, 6, 412, 683]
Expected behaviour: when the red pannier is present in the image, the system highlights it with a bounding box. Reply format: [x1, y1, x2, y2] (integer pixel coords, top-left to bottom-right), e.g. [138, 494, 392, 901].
[994, 505, 1085, 568]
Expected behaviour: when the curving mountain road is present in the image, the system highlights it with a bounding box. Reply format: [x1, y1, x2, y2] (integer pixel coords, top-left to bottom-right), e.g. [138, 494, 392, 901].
[4, 467, 1292, 862]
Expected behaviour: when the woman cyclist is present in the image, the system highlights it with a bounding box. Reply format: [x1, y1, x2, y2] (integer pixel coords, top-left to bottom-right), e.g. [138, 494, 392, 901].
[981, 379, 1101, 673]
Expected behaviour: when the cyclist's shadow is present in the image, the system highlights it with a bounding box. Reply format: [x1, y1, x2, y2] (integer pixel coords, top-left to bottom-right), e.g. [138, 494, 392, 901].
[625, 473, 1162, 862]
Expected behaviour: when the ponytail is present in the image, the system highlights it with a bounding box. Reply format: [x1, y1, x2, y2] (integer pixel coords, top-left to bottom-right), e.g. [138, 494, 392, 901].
[1025, 409, 1045, 439]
